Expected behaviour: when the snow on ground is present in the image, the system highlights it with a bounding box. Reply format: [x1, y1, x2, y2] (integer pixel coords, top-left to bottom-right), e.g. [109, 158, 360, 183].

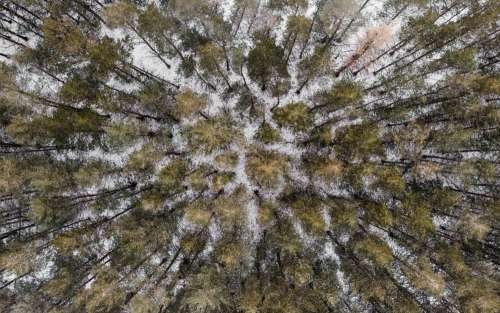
[1, 0, 437, 302]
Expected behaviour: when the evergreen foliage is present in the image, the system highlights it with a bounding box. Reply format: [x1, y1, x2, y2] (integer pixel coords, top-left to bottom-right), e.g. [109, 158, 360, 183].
[0, 1, 499, 312]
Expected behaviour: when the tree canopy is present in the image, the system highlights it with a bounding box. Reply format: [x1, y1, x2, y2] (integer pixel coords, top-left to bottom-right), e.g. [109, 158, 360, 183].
[0, 0, 499, 312]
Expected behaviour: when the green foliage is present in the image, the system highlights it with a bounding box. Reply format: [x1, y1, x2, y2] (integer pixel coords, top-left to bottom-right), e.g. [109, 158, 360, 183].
[104, 121, 149, 150]
[185, 200, 212, 226]
[41, 18, 86, 57]
[30, 196, 74, 226]
[363, 201, 394, 227]
[306, 122, 334, 147]
[254, 121, 282, 144]
[400, 193, 435, 239]
[59, 75, 98, 102]
[272, 102, 313, 132]
[215, 151, 239, 168]
[303, 154, 344, 183]
[328, 200, 359, 233]
[267, 0, 308, 10]
[334, 122, 385, 161]
[198, 42, 224, 73]
[159, 159, 188, 191]
[79, 270, 125, 313]
[211, 171, 235, 192]
[174, 89, 208, 118]
[373, 166, 406, 194]
[87, 37, 124, 78]
[0, 1, 498, 312]
[138, 3, 171, 36]
[0, 242, 36, 275]
[246, 149, 289, 188]
[0, 158, 27, 192]
[354, 235, 394, 266]
[318, 80, 364, 112]
[7, 108, 106, 148]
[297, 47, 332, 85]
[283, 192, 326, 234]
[403, 257, 445, 298]
[73, 160, 114, 187]
[248, 35, 288, 90]
[182, 268, 230, 313]
[104, 2, 138, 28]
[214, 187, 248, 227]
[125, 143, 164, 173]
[140, 189, 168, 212]
[184, 115, 242, 153]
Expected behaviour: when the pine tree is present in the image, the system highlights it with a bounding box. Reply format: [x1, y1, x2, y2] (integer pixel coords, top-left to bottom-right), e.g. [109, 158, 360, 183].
[0, 1, 499, 312]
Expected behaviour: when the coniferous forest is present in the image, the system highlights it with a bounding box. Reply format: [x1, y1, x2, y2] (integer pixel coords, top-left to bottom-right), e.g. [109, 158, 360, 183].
[0, 0, 499, 312]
